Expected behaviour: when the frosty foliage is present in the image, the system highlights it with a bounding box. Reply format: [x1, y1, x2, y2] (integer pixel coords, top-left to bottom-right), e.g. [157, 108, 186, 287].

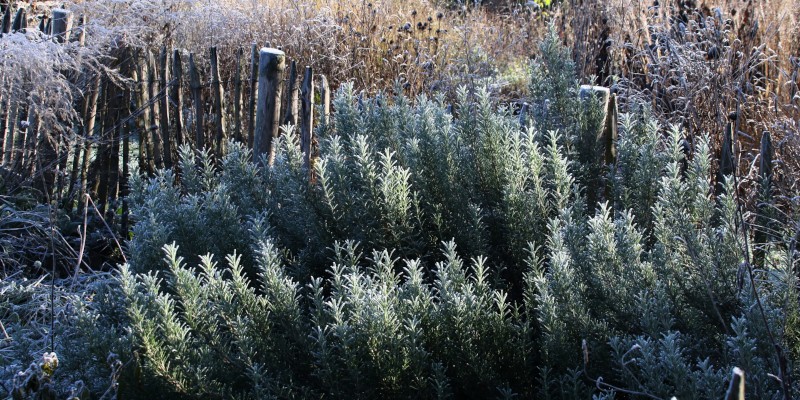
[4, 27, 799, 400]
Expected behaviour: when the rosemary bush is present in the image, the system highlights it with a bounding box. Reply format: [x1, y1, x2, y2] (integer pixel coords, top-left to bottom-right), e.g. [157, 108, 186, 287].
[105, 31, 800, 398]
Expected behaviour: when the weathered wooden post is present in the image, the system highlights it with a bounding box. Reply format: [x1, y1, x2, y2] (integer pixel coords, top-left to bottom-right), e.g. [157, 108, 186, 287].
[121, 119, 131, 233]
[22, 103, 37, 176]
[51, 9, 72, 43]
[27, 108, 42, 180]
[133, 52, 155, 174]
[247, 43, 258, 148]
[716, 112, 736, 197]
[11, 8, 24, 32]
[170, 49, 184, 146]
[759, 131, 773, 187]
[158, 46, 172, 168]
[188, 53, 204, 149]
[1, 6, 11, 34]
[602, 93, 618, 166]
[209, 46, 227, 157]
[254, 48, 285, 165]
[300, 66, 313, 170]
[76, 15, 85, 45]
[0, 80, 12, 164]
[319, 74, 330, 127]
[724, 367, 745, 400]
[95, 81, 114, 212]
[146, 51, 164, 169]
[232, 47, 243, 142]
[754, 131, 774, 268]
[11, 101, 26, 166]
[79, 74, 101, 206]
[578, 85, 617, 166]
[282, 60, 298, 127]
[2, 84, 16, 164]
[518, 102, 529, 130]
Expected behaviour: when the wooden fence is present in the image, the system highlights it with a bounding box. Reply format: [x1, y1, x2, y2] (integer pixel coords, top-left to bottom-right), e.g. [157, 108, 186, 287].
[0, 6, 330, 232]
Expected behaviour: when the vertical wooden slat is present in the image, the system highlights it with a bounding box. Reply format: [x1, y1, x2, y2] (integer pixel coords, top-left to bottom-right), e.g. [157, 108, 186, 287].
[16, 104, 31, 170]
[319, 74, 330, 128]
[2, 81, 15, 164]
[95, 80, 112, 212]
[282, 60, 298, 127]
[11, 7, 23, 32]
[716, 112, 736, 197]
[26, 109, 41, 182]
[158, 46, 172, 169]
[189, 53, 204, 149]
[121, 118, 131, 234]
[79, 74, 100, 201]
[11, 100, 26, 167]
[67, 126, 83, 210]
[602, 93, 618, 166]
[209, 46, 226, 157]
[51, 9, 72, 43]
[146, 50, 164, 169]
[248, 43, 258, 148]
[0, 78, 7, 160]
[1, 6, 11, 34]
[518, 102, 529, 130]
[76, 15, 85, 46]
[232, 47, 243, 142]
[754, 130, 774, 268]
[300, 66, 313, 170]
[171, 49, 184, 147]
[254, 48, 285, 164]
[109, 105, 121, 208]
[724, 367, 745, 400]
[133, 52, 155, 174]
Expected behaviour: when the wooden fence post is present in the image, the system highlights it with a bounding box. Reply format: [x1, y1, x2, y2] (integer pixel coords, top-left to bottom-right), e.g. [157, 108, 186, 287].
[602, 93, 618, 166]
[254, 47, 285, 165]
[754, 130, 774, 268]
[2, 6, 11, 34]
[158, 46, 172, 168]
[76, 15, 85, 46]
[12, 99, 26, 166]
[51, 9, 72, 43]
[209, 46, 227, 157]
[95, 80, 113, 213]
[146, 51, 164, 169]
[319, 74, 330, 128]
[171, 49, 184, 146]
[248, 43, 258, 148]
[122, 119, 131, 234]
[724, 367, 745, 400]
[22, 99, 37, 177]
[2, 81, 15, 164]
[518, 102, 529, 130]
[716, 112, 736, 197]
[282, 60, 298, 127]
[300, 66, 313, 170]
[188, 53, 204, 149]
[79, 73, 101, 205]
[11, 8, 24, 32]
[232, 47, 243, 142]
[133, 52, 155, 174]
